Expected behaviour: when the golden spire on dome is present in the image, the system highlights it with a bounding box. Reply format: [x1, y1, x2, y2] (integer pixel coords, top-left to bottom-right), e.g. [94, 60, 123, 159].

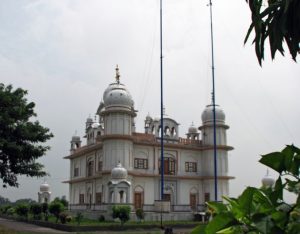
[115, 64, 120, 84]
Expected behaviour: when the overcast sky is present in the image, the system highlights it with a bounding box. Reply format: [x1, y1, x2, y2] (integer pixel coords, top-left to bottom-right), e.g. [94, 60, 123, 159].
[0, 0, 299, 202]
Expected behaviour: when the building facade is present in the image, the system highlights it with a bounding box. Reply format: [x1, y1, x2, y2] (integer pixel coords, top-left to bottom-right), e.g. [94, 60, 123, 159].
[64, 67, 234, 220]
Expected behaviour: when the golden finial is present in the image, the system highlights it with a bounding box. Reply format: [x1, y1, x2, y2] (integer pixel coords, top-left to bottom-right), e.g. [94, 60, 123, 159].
[115, 64, 120, 84]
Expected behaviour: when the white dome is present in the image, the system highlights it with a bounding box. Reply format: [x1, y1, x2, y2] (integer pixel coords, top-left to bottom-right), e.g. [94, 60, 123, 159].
[71, 135, 80, 142]
[40, 182, 50, 192]
[111, 162, 128, 180]
[201, 104, 225, 124]
[188, 123, 198, 134]
[262, 172, 275, 188]
[103, 82, 134, 109]
[92, 122, 100, 129]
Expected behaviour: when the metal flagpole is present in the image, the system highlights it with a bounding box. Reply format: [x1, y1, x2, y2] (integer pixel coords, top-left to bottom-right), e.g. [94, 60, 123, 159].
[209, 0, 218, 202]
[159, 0, 165, 229]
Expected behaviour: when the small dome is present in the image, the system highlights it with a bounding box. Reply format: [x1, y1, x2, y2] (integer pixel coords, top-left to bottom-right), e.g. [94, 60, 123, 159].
[201, 104, 225, 124]
[111, 162, 127, 180]
[92, 122, 100, 129]
[262, 171, 275, 188]
[86, 117, 93, 123]
[188, 123, 198, 134]
[146, 113, 152, 121]
[71, 135, 80, 142]
[40, 182, 50, 192]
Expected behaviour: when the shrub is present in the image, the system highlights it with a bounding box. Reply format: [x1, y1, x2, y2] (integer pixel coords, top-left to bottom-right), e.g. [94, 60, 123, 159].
[49, 201, 64, 223]
[98, 215, 105, 222]
[75, 212, 84, 225]
[41, 202, 49, 221]
[6, 207, 15, 216]
[0, 205, 12, 214]
[30, 203, 42, 220]
[59, 212, 72, 224]
[112, 205, 131, 225]
[135, 208, 144, 222]
[15, 204, 29, 218]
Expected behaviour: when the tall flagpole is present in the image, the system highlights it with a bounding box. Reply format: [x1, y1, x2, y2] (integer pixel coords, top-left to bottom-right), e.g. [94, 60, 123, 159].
[209, 0, 218, 201]
[159, 0, 165, 229]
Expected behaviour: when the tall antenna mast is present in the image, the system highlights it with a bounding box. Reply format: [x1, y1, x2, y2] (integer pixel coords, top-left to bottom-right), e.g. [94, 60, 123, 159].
[159, 0, 165, 201]
[209, 0, 218, 201]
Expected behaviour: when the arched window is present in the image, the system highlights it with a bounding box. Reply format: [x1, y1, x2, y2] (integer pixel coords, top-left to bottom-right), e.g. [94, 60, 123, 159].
[165, 126, 171, 136]
[87, 160, 94, 177]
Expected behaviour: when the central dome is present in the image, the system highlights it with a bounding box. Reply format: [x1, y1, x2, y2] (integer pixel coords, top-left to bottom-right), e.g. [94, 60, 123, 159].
[201, 104, 225, 124]
[102, 66, 134, 109]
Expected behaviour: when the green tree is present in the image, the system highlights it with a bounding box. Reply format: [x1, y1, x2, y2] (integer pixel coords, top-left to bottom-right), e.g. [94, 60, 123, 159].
[245, 0, 300, 65]
[0, 195, 10, 205]
[205, 145, 300, 234]
[0, 84, 53, 187]
[49, 201, 64, 223]
[15, 204, 29, 219]
[41, 202, 49, 221]
[112, 205, 131, 226]
[30, 203, 42, 220]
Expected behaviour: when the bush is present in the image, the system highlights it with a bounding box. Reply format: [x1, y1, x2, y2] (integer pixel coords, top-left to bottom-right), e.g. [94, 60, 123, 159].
[135, 208, 144, 222]
[30, 203, 42, 220]
[49, 201, 64, 223]
[6, 207, 15, 216]
[75, 212, 84, 225]
[112, 205, 131, 225]
[98, 215, 105, 222]
[42, 202, 49, 221]
[0, 205, 12, 214]
[15, 204, 29, 218]
[59, 212, 72, 224]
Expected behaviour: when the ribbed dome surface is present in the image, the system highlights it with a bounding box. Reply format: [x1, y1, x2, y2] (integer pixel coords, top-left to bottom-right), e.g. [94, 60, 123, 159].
[201, 104, 225, 124]
[103, 83, 133, 109]
[111, 162, 127, 180]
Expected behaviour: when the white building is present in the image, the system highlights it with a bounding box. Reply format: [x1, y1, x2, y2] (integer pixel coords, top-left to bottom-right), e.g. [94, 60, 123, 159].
[64, 66, 234, 220]
[38, 181, 51, 203]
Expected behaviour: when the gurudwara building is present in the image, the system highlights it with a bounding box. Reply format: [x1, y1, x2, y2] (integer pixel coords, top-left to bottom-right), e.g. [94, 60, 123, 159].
[64, 66, 234, 220]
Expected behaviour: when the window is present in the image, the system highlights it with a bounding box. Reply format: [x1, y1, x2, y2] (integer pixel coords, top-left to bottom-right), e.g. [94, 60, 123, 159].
[74, 167, 79, 177]
[98, 161, 103, 172]
[95, 192, 102, 204]
[87, 161, 94, 177]
[79, 194, 84, 204]
[204, 193, 210, 202]
[134, 158, 148, 169]
[185, 162, 197, 172]
[159, 157, 176, 175]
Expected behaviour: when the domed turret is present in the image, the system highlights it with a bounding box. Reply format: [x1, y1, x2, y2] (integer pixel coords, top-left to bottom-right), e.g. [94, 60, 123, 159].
[262, 170, 275, 188]
[102, 65, 134, 110]
[201, 104, 225, 124]
[40, 181, 50, 192]
[111, 162, 128, 180]
[188, 123, 198, 134]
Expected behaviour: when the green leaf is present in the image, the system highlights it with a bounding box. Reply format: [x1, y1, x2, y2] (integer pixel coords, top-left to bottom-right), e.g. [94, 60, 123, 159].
[238, 187, 257, 217]
[282, 145, 294, 171]
[216, 225, 244, 234]
[207, 201, 228, 214]
[205, 212, 236, 234]
[259, 152, 285, 173]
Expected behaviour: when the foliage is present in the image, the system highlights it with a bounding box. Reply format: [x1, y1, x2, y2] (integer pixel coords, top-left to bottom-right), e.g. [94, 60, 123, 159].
[245, 0, 300, 65]
[98, 215, 105, 222]
[0, 84, 53, 187]
[135, 208, 145, 221]
[0, 195, 10, 205]
[0, 205, 12, 214]
[15, 204, 29, 218]
[53, 196, 68, 208]
[14, 198, 36, 205]
[6, 207, 15, 216]
[59, 211, 72, 224]
[42, 202, 49, 221]
[112, 205, 131, 225]
[49, 201, 64, 223]
[29, 203, 42, 220]
[75, 212, 84, 225]
[206, 144, 300, 234]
